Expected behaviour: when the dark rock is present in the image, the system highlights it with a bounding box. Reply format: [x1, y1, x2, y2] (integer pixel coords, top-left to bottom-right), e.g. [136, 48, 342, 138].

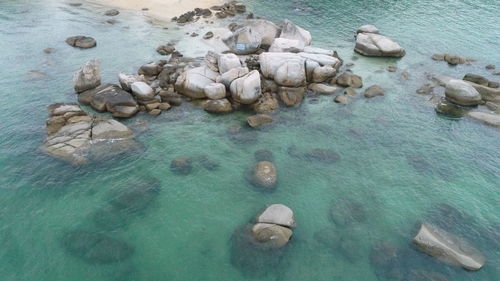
[434, 98, 467, 118]
[92, 206, 129, 231]
[109, 180, 161, 213]
[485, 64, 495, 70]
[104, 9, 119, 16]
[66, 36, 96, 49]
[170, 157, 193, 175]
[463, 74, 489, 86]
[444, 54, 465, 65]
[254, 149, 273, 161]
[176, 11, 195, 23]
[79, 83, 139, 118]
[197, 155, 220, 170]
[336, 73, 363, 88]
[61, 230, 133, 263]
[156, 45, 175, 55]
[43, 48, 55, 54]
[364, 85, 384, 98]
[247, 114, 273, 128]
[190, 32, 199, 37]
[387, 66, 397, 72]
[138, 63, 161, 77]
[203, 31, 214, 40]
[159, 89, 182, 106]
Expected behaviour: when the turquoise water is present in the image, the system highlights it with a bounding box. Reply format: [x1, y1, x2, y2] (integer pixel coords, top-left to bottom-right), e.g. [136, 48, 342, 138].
[0, 0, 499, 280]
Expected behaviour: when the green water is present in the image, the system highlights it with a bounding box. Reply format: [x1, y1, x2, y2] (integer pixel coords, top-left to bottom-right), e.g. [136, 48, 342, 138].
[0, 0, 499, 280]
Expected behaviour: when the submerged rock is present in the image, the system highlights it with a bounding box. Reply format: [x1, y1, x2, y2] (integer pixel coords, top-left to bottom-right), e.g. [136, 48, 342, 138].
[204, 98, 233, 113]
[170, 157, 193, 175]
[364, 85, 385, 98]
[330, 199, 366, 226]
[66, 36, 96, 49]
[109, 180, 161, 213]
[247, 114, 273, 128]
[435, 98, 467, 118]
[73, 60, 101, 93]
[251, 223, 292, 248]
[412, 223, 486, 270]
[61, 230, 133, 263]
[304, 148, 340, 164]
[248, 161, 278, 189]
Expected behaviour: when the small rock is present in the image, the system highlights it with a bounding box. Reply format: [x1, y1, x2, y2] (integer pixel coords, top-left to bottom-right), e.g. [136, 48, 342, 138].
[345, 87, 357, 96]
[73, 60, 100, 93]
[43, 48, 55, 54]
[309, 83, 342, 95]
[401, 72, 409, 79]
[431, 54, 445, 61]
[190, 32, 198, 37]
[104, 9, 119, 16]
[66, 36, 96, 49]
[204, 83, 226, 100]
[336, 73, 363, 88]
[334, 95, 348, 104]
[203, 31, 214, 39]
[158, 103, 171, 110]
[156, 45, 175, 55]
[247, 114, 273, 128]
[444, 54, 465, 65]
[364, 85, 384, 98]
[387, 66, 397, 72]
[148, 109, 161, 116]
[485, 64, 495, 70]
[131, 82, 155, 100]
[416, 83, 435, 95]
[356, 24, 379, 34]
[278, 87, 305, 106]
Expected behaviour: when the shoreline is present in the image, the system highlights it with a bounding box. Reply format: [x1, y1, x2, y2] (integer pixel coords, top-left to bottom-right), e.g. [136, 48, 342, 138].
[90, 0, 225, 22]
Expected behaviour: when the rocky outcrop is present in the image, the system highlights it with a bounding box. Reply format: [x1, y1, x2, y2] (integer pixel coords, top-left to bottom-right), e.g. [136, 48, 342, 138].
[66, 36, 96, 49]
[223, 26, 262, 55]
[230, 70, 262, 104]
[355, 29, 405, 57]
[444, 79, 482, 106]
[413, 223, 486, 271]
[204, 83, 226, 99]
[73, 60, 101, 93]
[118, 73, 146, 92]
[244, 19, 280, 47]
[269, 38, 304, 53]
[78, 83, 138, 118]
[42, 104, 134, 164]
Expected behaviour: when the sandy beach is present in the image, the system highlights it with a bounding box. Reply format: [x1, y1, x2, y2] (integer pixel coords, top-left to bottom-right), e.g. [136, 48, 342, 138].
[97, 0, 224, 21]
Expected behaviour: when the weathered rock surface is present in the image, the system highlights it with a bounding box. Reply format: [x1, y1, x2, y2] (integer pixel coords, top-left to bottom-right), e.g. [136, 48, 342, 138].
[464, 81, 500, 103]
[118, 73, 146, 92]
[355, 33, 405, 57]
[244, 19, 281, 46]
[249, 161, 278, 189]
[66, 36, 96, 49]
[204, 83, 227, 99]
[247, 114, 273, 128]
[444, 79, 482, 106]
[170, 157, 193, 175]
[79, 83, 138, 118]
[131, 82, 155, 100]
[104, 9, 119, 16]
[230, 70, 262, 104]
[413, 223, 486, 271]
[176, 66, 218, 99]
[204, 98, 233, 113]
[218, 53, 242, 74]
[279, 19, 312, 46]
[42, 104, 134, 164]
[216, 67, 249, 87]
[253, 93, 279, 113]
[259, 52, 306, 84]
[312, 65, 336, 83]
[73, 60, 101, 93]
[223, 26, 262, 54]
[336, 73, 363, 88]
[356, 24, 379, 34]
[257, 204, 296, 227]
[278, 86, 305, 106]
[269, 38, 304, 53]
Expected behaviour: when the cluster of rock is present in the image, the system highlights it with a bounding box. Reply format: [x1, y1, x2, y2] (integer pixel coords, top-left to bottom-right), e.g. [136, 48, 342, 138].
[172, 1, 246, 23]
[354, 25, 405, 57]
[42, 103, 134, 164]
[431, 53, 476, 65]
[418, 72, 500, 127]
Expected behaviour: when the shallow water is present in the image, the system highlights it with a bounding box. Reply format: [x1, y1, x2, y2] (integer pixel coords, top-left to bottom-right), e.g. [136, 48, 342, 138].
[0, 0, 499, 280]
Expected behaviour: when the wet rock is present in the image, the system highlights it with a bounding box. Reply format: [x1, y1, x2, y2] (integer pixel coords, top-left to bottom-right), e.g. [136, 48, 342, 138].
[118, 73, 146, 92]
[412, 223, 486, 270]
[254, 149, 274, 161]
[364, 85, 384, 98]
[312, 65, 336, 83]
[190, 32, 198, 37]
[356, 24, 379, 34]
[204, 98, 233, 113]
[170, 157, 193, 175]
[253, 92, 279, 113]
[66, 36, 96, 49]
[345, 87, 357, 96]
[203, 31, 214, 40]
[463, 74, 489, 86]
[43, 47, 55, 54]
[108, 179, 160, 212]
[251, 223, 292, 248]
[434, 98, 467, 118]
[334, 95, 348, 104]
[79, 83, 138, 118]
[278, 86, 305, 106]
[485, 64, 495, 70]
[159, 89, 182, 106]
[247, 114, 273, 128]
[387, 65, 397, 72]
[73, 60, 101, 93]
[416, 83, 436, 95]
[355, 32, 405, 57]
[467, 111, 500, 127]
[104, 9, 119, 16]
[230, 70, 262, 104]
[304, 148, 340, 163]
[61, 230, 133, 263]
[329, 199, 366, 226]
[175, 11, 195, 23]
[248, 161, 278, 189]
[138, 62, 161, 77]
[444, 79, 481, 106]
[308, 83, 342, 95]
[92, 206, 129, 231]
[204, 83, 226, 99]
[148, 109, 161, 116]
[336, 73, 363, 88]
[431, 54, 445, 61]
[156, 44, 175, 55]
[158, 103, 171, 110]
[444, 54, 466, 65]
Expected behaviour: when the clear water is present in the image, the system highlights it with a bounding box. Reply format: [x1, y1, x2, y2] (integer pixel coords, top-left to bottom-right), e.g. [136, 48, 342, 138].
[0, 0, 499, 280]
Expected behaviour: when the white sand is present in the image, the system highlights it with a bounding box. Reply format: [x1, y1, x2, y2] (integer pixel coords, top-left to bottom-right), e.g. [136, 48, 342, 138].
[96, 0, 224, 22]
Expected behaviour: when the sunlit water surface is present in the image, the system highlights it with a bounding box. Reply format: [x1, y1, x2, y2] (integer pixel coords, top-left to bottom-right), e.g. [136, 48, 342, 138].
[0, 0, 498, 280]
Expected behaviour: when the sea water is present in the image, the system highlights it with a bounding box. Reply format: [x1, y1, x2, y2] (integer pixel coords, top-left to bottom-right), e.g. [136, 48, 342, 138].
[0, 0, 498, 280]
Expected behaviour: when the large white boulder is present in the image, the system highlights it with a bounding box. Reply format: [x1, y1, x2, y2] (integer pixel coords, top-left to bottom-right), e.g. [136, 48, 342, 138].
[218, 53, 242, 74]
[355, 33, 405, 57]
[445, 79, 482, 106]
[269, 38, 304, 53]
[230, 70, 262, 104]
[216, 67, 249, 87]
[176, 66, 218, 99]
[131, 82, 155, 100]
[467, 111, 500, 127]
[204, 83, 226, 100]
[244, 19, 281, 46]
[303, 46, 334, 56]
[279, 19, 312, 46]
[413, 223, 486, 271]
[274, 59, 306, 87]
[257, 204, 296, 227]
[223, 26, 262, 55]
